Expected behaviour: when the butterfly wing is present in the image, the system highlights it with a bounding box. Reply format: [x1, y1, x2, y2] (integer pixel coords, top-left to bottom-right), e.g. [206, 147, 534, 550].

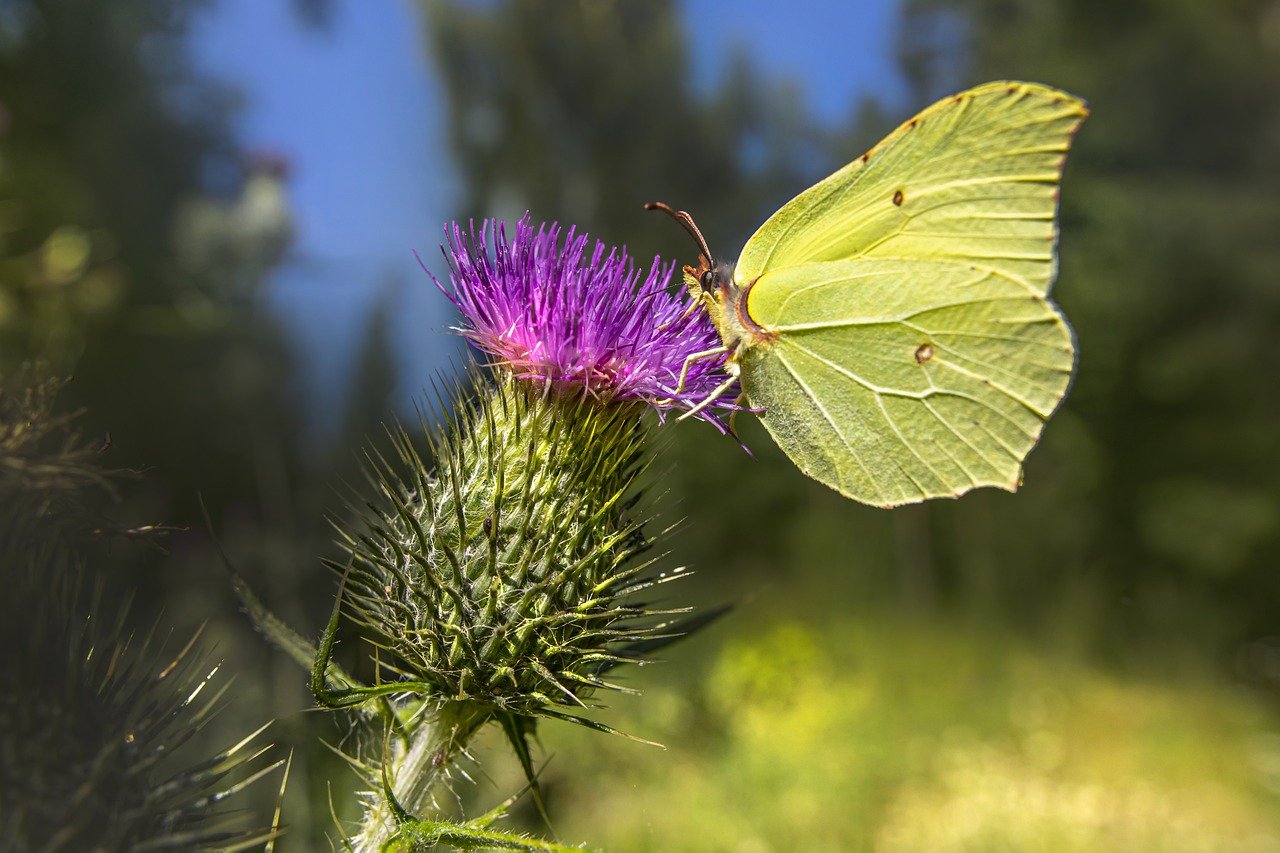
[728, 80, 1085, 505]
[740, 258, 1074, 506]
[735, 81, 1087, 296]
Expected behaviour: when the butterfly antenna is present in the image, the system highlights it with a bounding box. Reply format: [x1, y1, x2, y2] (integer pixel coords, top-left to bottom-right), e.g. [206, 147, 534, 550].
[644, 201, 715, 266]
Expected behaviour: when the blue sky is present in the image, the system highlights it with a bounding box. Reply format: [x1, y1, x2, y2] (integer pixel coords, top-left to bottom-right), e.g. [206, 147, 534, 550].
[683, 0, 906, 119]
[191, 0, 903, 432]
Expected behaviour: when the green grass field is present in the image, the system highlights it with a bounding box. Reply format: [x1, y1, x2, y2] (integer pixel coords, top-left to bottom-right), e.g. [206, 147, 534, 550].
[469, 609, 1280, 851]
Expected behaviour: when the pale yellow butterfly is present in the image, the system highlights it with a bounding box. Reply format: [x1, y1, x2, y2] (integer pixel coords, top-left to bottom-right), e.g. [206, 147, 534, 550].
[649, 80, 1087, 507]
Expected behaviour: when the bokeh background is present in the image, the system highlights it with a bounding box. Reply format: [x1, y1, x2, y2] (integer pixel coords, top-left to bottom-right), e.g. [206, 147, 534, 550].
[3, 0, 1280, 848]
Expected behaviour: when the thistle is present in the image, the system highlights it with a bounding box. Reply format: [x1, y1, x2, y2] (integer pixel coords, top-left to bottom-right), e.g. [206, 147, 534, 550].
[0, 369, 280, 851]
[312, 218, 733, 849]
[345, 373, 657, 719]
[0, 561, 281, 851]
[436, 218, 737, 428]
[0, 367, 118, 552]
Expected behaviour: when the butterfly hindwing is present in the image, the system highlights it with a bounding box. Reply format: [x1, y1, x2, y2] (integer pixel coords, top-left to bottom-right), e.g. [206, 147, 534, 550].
[740, 258, 1075, 507]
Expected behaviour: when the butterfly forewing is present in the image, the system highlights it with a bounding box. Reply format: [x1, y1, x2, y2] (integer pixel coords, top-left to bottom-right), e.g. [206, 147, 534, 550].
[734, 81, 1087, 296]
[741, 258, 1075, 506]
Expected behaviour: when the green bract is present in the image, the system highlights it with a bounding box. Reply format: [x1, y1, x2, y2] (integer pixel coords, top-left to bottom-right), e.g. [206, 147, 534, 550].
[338, 372, 683, 724]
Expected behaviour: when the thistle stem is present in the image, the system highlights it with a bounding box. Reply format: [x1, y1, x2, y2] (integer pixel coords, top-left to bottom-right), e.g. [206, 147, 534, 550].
[352, 701, 489, 851]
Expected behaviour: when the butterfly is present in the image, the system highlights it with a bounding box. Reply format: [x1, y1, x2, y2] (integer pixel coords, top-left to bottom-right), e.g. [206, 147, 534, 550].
[648, 80, 1087, 508]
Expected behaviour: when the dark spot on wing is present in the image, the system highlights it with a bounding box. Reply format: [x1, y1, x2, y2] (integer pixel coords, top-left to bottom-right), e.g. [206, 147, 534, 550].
[914, 343, 934, 364]
[860, 152, 870, 164]
[892, 189, 904, 206]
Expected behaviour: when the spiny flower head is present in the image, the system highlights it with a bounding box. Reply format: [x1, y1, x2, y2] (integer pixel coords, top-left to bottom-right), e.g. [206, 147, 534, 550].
[431, 216, 738, 430]
[340, 372, 684, 722]
[0, 560, 279, 850]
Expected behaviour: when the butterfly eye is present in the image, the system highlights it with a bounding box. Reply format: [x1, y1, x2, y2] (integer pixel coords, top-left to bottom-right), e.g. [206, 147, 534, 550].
[699, 270, 716, 292]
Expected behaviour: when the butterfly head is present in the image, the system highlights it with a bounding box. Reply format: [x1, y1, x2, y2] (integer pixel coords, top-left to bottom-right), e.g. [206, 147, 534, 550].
[644, 200, 735, 309]
[694, 259, 735, 294]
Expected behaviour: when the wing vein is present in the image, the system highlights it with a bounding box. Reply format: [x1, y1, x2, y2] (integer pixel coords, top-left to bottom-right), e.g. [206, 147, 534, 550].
[773, 345, 882, 494]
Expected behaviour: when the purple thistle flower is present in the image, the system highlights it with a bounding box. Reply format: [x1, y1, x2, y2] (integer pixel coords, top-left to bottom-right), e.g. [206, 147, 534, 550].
[429, 216, 739, 430]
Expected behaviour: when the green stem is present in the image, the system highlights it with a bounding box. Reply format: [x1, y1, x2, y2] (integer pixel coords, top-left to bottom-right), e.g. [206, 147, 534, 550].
[351, 701, 490, 852]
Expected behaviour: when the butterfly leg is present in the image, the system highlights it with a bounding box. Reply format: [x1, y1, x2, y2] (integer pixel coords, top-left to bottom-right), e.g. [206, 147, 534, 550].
[657, 296, 703, 330]
[677, 374, 738, 422]
[727, 392, 747, 438]
[671, 344, 730, 396]
[655, 272, 713, 330]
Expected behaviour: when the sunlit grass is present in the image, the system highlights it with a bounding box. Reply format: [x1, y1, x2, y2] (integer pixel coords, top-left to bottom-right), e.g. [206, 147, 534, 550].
[473, 608, 1280, 851]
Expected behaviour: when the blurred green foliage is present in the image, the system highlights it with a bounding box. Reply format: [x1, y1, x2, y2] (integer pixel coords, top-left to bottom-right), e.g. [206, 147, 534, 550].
[2, 0, 1278, 847]
[0, 2, 383, 845]
[425, 0, 1280, 846]
[513, 612, 1280, 850]
[426, 0, 1280, 655]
